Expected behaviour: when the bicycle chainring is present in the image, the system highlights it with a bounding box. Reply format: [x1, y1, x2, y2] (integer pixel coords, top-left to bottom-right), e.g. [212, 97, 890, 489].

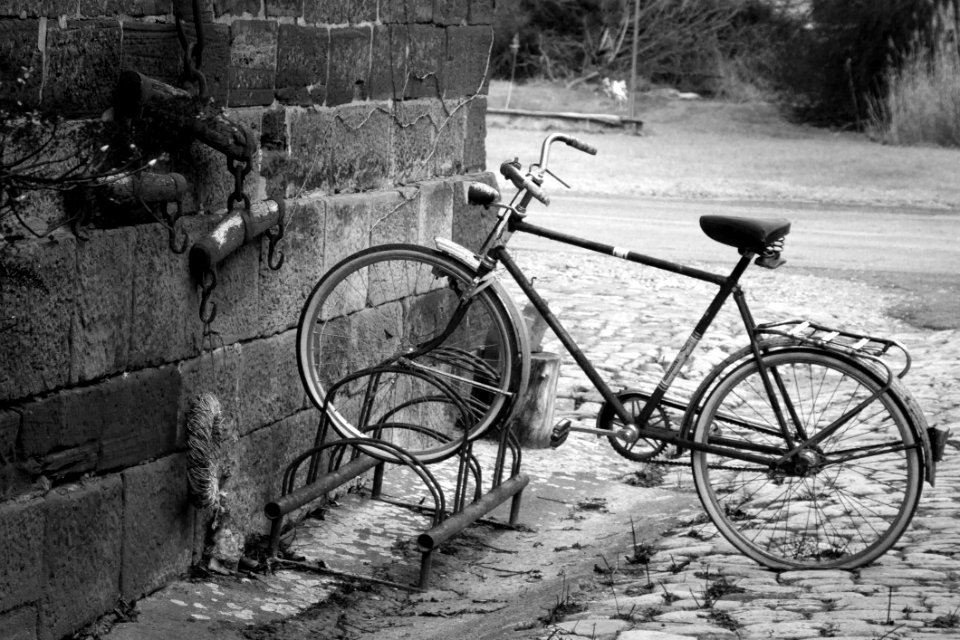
[596, 390, 672, 462]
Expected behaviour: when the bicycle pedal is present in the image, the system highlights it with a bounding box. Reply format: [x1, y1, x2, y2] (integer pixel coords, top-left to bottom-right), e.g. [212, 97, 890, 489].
[550, 419, 572, 448]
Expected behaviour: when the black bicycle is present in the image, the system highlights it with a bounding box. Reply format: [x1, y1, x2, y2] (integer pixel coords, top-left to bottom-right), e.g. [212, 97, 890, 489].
[297, 132, 944, 570]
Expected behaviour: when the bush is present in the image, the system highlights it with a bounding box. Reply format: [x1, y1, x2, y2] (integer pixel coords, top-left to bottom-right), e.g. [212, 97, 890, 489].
[869, 38, 960, 146]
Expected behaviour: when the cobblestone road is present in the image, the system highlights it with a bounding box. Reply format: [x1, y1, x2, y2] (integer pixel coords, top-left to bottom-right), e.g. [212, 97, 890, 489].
[506, 242, 960, 640]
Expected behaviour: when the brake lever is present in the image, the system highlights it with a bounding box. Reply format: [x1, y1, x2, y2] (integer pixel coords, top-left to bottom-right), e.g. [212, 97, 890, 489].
[543, 168, 570, 189]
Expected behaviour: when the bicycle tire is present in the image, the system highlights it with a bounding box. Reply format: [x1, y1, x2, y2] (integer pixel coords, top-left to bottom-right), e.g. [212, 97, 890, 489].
[690, 349, 922, 569]
[297, 244, 526, 463]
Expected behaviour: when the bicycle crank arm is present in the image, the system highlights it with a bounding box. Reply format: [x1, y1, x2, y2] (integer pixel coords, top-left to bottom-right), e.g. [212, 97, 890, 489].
[550, 419, 638, 448]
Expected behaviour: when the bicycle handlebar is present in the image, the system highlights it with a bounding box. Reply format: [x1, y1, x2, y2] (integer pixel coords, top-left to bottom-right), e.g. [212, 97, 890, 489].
[500, 161, 550, 205]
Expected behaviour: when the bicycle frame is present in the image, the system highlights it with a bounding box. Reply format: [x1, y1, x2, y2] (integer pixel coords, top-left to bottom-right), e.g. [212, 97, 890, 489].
[472, 212, 844, 469]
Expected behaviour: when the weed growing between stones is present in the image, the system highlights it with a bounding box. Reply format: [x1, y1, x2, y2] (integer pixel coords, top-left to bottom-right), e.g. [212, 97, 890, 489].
[928, 604, 960, 628]
[819, 621, 840, 637]
[623, 518, 654, 588]
[697, 569, 744, 607]
[539, 576, 585, 625]
[708, 608, 741, 633]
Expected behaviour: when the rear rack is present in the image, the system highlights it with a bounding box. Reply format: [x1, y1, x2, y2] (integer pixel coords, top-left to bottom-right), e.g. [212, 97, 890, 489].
[756, 319, 912, 379]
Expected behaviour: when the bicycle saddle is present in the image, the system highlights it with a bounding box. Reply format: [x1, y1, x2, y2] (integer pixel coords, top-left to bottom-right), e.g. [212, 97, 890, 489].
[699, 215, 791, 255]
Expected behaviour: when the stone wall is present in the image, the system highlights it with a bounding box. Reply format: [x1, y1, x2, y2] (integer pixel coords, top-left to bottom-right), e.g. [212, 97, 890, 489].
[0, 1, 497, 638]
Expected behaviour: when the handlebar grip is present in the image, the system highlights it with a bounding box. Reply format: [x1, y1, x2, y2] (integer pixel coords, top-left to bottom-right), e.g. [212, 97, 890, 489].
[564, 136, 597, 155]
[500, 162, 550, 205]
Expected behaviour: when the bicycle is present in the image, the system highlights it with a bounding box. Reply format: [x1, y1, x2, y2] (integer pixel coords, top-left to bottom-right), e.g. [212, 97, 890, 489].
[296, 132, 946, 571]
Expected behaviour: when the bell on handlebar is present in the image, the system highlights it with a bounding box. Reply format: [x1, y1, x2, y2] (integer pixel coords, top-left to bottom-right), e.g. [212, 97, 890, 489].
[467, 182, 501, 207]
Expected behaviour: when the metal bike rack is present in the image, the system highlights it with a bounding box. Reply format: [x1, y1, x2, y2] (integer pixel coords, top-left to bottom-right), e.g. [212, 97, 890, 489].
[264, 364, 528, 589]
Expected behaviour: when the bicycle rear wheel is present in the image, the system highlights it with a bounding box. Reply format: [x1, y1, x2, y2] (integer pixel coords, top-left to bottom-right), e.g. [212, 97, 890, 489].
[297, 244, 525, 463]
[691, 349, 922, 569]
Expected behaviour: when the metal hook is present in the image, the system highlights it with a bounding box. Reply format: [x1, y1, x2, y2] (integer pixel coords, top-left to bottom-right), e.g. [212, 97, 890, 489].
[168, 201, 188, 254]
[265, 200, 286, 271]
[199, 269, 217, 325]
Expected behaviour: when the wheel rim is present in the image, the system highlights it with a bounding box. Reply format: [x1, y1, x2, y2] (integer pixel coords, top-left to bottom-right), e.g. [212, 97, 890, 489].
[298, 248, 518, 463]
[691, 352, 921, 569]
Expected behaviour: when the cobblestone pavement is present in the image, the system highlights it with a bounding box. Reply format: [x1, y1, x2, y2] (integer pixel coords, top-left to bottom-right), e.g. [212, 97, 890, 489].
[505, 243, 960, 640]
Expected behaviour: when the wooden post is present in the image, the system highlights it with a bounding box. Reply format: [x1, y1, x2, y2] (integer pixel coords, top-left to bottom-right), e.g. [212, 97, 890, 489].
[507, 351, 561, 448]
[630, 0, 640, 120]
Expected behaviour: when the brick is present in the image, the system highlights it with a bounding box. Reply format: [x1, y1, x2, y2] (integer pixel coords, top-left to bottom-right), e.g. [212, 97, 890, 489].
[276, 24, 328, 105]
[0, 606, 38, 640]
[257, 196, 326, 335]
[229, 20, 278, 107]
[326, 26, 371, 106]
[128, 223, 193, 369]
[238, 331, 304, 435]
[451, 173, 498, 251]
[98, 365, 181, 471]
[0, 20, 42, 108]
[0, 236, 76, 402]
[43, 19, 122, 115]
[433, 0, 468, 25]
[286, 108, 334, 192]
[380, 0, 433, 23]
[463, 94, 487, 171]
[40, 477, 122, 640]
[0, 499, 44, 613]
[177, 343, 242, 449]
[79, 0, 165, 15]
[72, 227, 135, 383]
[0, 0, 76, 17]
[369, 188, 418, 246]
[303, 0, 375, 23]
[119, 22, 183, 88]
[443, 25, 493, 97]
[231, 409, 315, 535]
[323, 193, 374, 270]
[328, 104, 394, 192]
[417, 179, 454, 245]
[122, 455, 194, 600]
[468, 0, 494, 24]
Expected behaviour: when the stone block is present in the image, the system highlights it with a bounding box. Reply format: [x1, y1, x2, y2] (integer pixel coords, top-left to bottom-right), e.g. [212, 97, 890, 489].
[97, 365, 181, 471]
[451, 173, 498, 251]
[177, 21, 230, 105]
[257, 196, 326, 335]
[276, 24, 328, 105]
[328, 103, 393, 192]
[397, 24, 445, 99]
[468, 0, 494, 24]
[264, 0, 301, 18]
[40, 477, 122, 640]
[20, 392, 99, 459]
[0, 20, 42, 108]
[379, 0, 433, 23]
[0, 0, 76, 17]
[286, 107, 334, 192]
[433, 100, 466, 176]
[213, 0, 260, 16]
[369, 188, 419, 246]
[433, 0, 468, 25]
[42, 19, 122, 116]
[79, 0, 165, 16]
[368, 25, 397, 100]
[238, 331, 304, 436]
[323, 193, 374, 270]
[303, 0, 376, 23]
[229, 20, 278, 107]
[443, 25, 492, 97]
[232, 409, 316, 535]
[326, 26, 371, 106]
[0, 606, 38, 640]
[177, 342, 243, 449]
[417, 179, 454, 245]
[72, 227, 135, 383]
[128, 223, 194, 369]
[0, 235, 76, 402]
[0, 409, 18, 464]
[393, 99, 438, 183]
[463, 94, 487, 171]
[0, 499, 44, 613]
[122, 454, 194, 600]
[117, 21, 181, 87]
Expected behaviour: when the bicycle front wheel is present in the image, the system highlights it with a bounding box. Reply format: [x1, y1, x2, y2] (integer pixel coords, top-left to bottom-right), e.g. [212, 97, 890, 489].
[297, 244, 525, 463]
[691, 349, 922, 569]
